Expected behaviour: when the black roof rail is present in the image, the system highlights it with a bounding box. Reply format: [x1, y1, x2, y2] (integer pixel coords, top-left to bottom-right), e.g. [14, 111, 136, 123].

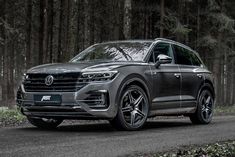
[154, 38, 193, 50]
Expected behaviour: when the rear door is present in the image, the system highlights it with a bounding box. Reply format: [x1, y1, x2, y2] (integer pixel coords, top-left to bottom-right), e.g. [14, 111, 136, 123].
[172, 44, 204, 108]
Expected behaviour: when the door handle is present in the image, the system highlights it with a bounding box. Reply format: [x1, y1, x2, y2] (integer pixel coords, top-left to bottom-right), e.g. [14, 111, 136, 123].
[174, 73, 181, 78]
[197, 74, 203, 79]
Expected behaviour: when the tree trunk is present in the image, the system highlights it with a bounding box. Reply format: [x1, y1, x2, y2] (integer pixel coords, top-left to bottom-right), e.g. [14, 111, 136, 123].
[57, 0, 63, 62]
[83, 0, 89, 48]
[232, 57, 235, 104]
[38, 0, 48, 64]
[48, 0, 54, 63]
[89, 0, 94, 44]
[8, 28, 15, 106]
[0, 0, 4, 103]
[1, 0, 7, 105]
[226, 51, 231, 105]
[0, 45, 2, 103]
[65, 0, 70, 61]
[213, 33, 222, 105]
[43, 0, 48, 63]
[123, 0, 132, 39]
[38, 0, 44, 64]
[231, 43, 235, 105]
[196, 1, 200, 49]
[176, 0, 182, 42]
[74, 0, 81, 53]
[160, 0, 165, 37]
[26, 0, 32, 69]
[111, 0, 121, 40]
[7, 1, 16, 106]
[185, 2, 189, 44]
[119, 0, 125, 40]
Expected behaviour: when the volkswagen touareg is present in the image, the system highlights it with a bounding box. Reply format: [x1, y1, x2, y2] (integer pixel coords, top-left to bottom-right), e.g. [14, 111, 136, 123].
[17, 38, 215, 130]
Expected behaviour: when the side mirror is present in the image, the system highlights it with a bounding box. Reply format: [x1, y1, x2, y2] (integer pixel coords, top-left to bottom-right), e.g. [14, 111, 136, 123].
[155, 54, 172, 68]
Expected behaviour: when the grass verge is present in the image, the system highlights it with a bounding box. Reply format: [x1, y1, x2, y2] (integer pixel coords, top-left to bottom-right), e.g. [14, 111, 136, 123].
[150, 141, 235, 157]
[0, 108, 26, 127]
[214, 105, 235, 116]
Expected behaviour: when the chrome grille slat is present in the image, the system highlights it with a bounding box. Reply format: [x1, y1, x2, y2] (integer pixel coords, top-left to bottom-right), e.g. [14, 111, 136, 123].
[23, 73, 87, 92]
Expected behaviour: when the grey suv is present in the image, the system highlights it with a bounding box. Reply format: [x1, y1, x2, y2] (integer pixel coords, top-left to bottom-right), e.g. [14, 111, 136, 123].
[17, 38, 215, 130]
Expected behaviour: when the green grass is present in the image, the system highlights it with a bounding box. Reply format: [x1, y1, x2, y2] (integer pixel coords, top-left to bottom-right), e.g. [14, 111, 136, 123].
[214, 105, 235, 115]
[0, 108, 26, 127]
[147, 141, 235, 157]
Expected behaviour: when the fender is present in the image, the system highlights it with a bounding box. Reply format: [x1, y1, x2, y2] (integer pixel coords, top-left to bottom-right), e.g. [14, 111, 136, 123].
[196, 82, 215, 108]
[115, 73, 151, 108]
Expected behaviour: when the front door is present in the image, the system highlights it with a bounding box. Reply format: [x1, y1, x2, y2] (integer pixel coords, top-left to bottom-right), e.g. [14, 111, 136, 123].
[149, 42, 181, 110]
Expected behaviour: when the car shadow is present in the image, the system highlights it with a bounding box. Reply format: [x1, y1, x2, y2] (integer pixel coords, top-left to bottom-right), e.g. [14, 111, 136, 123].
[17, 119, 194, 133]
[144, 120, 193, 130]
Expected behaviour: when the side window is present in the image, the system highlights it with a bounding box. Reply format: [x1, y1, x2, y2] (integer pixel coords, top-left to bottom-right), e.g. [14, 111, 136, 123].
[149, 52, 154, 63]
[149, 42, 174, 63]
[173, 45, 201, 66]
[191, 53, 202, 66]
[173, 45, 192, 65]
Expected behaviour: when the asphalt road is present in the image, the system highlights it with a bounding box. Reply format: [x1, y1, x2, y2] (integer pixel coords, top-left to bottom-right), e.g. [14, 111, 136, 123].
[0, 116, 235, 157]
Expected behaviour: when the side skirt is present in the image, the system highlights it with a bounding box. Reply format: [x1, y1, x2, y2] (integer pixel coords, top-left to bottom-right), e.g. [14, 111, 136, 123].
[148, 100, 197, 117]
[149, 107, 196, 117]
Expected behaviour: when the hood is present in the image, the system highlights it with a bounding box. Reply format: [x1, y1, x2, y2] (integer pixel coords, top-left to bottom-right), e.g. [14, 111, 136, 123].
[27, 61, 147, 74]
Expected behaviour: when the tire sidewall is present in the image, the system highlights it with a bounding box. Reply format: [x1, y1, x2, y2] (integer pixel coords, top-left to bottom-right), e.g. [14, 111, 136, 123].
[197, 89, 214, 124]
[117, 85, 149, 130]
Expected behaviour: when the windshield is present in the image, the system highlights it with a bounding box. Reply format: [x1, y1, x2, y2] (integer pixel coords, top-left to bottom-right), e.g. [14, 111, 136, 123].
[70, 42, 152, 62]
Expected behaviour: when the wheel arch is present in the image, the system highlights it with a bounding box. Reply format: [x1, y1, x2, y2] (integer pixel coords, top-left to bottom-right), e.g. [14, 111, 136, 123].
[115, 74, 151, 107]
[198, 80, 215, 100]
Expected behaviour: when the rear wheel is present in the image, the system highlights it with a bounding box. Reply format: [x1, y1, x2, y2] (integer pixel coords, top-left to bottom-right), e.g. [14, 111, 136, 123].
[190, 89, 214, 124]
[110, 85, 149, 131]
[27, 117, 63, 129]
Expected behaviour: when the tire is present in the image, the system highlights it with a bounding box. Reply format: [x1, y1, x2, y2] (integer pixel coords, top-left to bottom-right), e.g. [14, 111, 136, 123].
[27, 117, 63, 129]
[110, 85, 149, 131]
[190, 89, 214, 124]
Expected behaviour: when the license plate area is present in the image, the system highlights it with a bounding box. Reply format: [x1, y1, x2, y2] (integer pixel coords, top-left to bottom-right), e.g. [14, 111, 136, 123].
[34, 94, 62, 105]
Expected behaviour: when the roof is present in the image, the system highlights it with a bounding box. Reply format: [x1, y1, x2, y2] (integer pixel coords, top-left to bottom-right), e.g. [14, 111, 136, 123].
[98, 38, 193, 51]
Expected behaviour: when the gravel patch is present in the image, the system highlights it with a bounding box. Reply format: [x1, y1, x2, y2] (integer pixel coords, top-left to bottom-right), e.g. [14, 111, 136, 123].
[0, 117, 28, 128]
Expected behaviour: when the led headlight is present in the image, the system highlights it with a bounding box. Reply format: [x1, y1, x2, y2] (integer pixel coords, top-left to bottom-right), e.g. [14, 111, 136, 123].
[80, 71, 118, 82]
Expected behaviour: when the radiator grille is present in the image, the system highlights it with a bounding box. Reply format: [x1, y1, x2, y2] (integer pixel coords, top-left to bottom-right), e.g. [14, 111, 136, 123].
[23, 73, 87, 92]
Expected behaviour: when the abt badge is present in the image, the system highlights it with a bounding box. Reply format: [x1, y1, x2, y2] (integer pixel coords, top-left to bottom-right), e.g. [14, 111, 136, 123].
[41, 96, 51, 101]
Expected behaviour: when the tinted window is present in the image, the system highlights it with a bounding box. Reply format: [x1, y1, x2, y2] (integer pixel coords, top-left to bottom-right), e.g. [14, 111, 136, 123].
[191, 53, 202, 66]
[173, 45, 202, 66]
[149, 42, 174, 63]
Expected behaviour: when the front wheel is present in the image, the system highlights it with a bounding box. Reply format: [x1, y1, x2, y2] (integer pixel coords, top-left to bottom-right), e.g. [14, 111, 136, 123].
[27, 117, 63, 129]
[110, 85, 149, 131]
[190, 89, 214, 124]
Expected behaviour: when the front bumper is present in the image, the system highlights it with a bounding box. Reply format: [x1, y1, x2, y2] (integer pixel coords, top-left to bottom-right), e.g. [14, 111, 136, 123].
[17, 79, 121, 119]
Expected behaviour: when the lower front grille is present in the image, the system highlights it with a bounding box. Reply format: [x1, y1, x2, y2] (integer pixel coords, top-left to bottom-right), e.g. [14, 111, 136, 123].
[79, 91, 109, 109]
[23, 73, 87, 92]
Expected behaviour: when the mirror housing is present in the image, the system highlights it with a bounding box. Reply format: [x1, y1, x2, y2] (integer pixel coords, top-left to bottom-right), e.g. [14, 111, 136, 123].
[155, 54, 172, 68]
